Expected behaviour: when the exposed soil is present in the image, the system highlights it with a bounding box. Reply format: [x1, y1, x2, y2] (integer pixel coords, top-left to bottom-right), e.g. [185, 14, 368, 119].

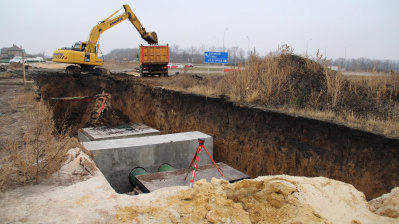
[1, 64, 399, 223]
[2, 148, 397, 223]
[0, 74, 27, 157]
[33, 71, 399, 200]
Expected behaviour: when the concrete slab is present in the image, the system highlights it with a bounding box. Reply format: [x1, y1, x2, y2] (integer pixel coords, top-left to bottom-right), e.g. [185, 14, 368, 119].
[83, 131, 213, 193]
[78, 123, 160, 142]
[136, 162, 250, 193]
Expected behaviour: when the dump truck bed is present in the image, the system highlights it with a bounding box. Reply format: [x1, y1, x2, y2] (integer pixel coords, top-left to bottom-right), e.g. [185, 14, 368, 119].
[139, 45, 169, 64]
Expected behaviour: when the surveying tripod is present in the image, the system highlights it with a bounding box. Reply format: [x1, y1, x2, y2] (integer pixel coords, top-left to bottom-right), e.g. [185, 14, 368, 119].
[184, 138, 224, 187]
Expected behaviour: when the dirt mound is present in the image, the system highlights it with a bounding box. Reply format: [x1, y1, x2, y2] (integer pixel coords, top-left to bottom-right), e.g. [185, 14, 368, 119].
[216, 53, 336, 108]
[278, 54, 329, 105]
[169, 178, 329, 223]
[213, 53, 399, 121]
[369, 187, 399, 218]
[116, 176, 397, 223]
[9, 62, 23, 68]
[8, 62, 29, 70]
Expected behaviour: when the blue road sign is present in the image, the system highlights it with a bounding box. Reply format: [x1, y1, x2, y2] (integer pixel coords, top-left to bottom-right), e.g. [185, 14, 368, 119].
[204, 52, 228, 64]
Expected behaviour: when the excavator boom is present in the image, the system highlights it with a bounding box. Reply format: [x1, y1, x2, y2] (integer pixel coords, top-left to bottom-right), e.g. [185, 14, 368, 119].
[86, 4, 157, 52]
[124, 5, 158, 45]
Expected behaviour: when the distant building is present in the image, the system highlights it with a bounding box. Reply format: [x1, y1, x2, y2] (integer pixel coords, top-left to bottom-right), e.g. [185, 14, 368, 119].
[0, 44, 25, 59]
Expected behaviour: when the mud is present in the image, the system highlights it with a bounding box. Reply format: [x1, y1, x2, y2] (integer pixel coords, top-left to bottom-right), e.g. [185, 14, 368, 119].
[34, 72, 399, 200]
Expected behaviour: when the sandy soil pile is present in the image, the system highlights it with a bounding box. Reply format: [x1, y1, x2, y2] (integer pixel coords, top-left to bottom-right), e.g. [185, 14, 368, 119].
[369, 187, 399, 218]
[116, 176, 398, 224]
[1, 148, 398, 223]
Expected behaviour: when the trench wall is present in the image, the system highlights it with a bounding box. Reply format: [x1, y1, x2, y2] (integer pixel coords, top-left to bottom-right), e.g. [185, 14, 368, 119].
[37, 74, 399, 200]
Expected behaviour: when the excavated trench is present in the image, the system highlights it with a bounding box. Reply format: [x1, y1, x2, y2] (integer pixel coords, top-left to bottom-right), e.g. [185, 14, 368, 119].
[34, 72, 399, 200]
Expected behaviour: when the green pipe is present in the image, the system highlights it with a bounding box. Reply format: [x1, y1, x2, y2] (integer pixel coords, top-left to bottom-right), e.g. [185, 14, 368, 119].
[128, 167, 147, 186]
[157, 163, 175, 172]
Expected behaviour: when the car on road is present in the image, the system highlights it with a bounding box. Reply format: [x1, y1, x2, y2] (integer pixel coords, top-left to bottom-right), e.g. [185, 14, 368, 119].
[9, 57, 25, 63]
[175, 63, 183, 68]
[32, 57, 45, 62]
[167, 63, 177, 68]
[26, 57, 45, 63]
[9, 56, 45, 63]
[185, 63, 193, 68]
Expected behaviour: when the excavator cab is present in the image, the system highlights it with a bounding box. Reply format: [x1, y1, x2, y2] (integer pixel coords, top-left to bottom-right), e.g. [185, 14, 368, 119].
[81, 43, 87, 51]
[60, 42, 84, 51]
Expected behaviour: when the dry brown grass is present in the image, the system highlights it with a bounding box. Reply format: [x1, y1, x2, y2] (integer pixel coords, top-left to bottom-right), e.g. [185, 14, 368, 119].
[283, 108, 399, 138]
[166, 72, 223, 96]
[0, 91, 74, 190]
[168, 45, 399, 138]
[186, 85, 220, 97]
[216, 45, 330, 108]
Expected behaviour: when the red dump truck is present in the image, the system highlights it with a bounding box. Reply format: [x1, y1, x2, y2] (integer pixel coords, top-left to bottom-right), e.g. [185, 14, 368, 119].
[139, 45, 169, 77]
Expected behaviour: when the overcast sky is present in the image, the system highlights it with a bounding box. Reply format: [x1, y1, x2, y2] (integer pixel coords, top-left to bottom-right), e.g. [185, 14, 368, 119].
[1, 0, 398, 60]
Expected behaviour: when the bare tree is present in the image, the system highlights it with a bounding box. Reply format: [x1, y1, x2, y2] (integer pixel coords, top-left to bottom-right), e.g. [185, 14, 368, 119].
[228, 46, 239, 66]
[209, 45, 217, 52]
[188, 46, 198, 63]
[169, 44, 181, 62]
[238, 49, 246, 62]
[329, 57, 399, 72]
[199, 44, 209, 53]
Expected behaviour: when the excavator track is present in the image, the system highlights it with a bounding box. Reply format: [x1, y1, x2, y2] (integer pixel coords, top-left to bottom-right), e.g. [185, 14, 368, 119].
[66, 65, 108, 77]
[66, 65, 81, 77]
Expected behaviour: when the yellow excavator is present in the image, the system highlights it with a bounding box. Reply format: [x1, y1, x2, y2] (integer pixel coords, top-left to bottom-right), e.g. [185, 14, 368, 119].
[52, 4, 157, 76]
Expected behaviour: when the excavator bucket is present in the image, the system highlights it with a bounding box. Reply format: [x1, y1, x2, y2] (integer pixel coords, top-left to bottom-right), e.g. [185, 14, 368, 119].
[145, 32, 158, 45]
